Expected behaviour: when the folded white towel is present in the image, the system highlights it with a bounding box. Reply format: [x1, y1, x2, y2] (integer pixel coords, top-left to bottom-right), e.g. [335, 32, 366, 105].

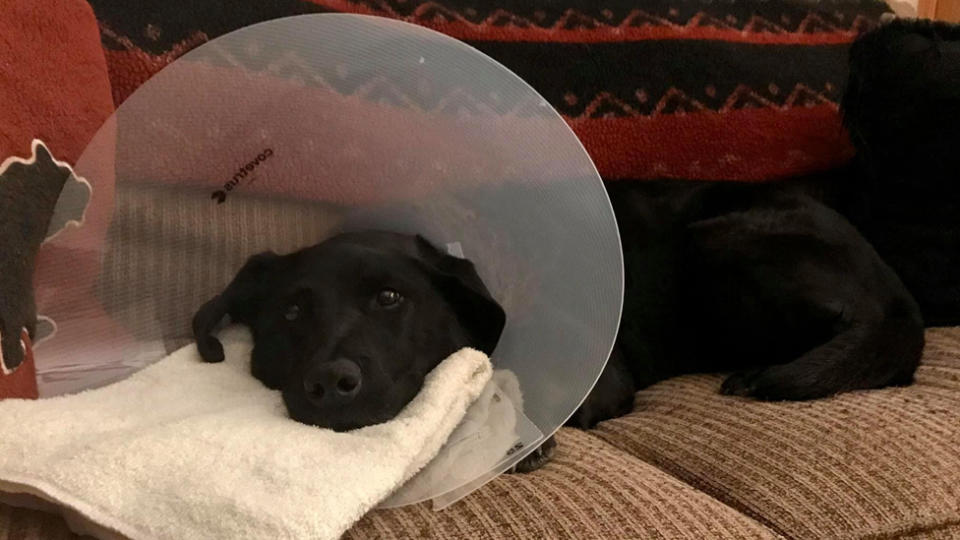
[0, 326, 491, 539]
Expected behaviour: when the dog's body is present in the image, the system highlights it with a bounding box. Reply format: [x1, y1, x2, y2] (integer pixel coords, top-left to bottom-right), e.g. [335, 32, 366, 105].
[190, 181, 925, 470]
[570, 17, 960, 434]
[568, 179, 924, 430]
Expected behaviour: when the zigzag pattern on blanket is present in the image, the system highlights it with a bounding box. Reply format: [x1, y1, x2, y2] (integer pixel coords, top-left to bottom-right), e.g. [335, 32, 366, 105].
[87, 0, 891, 181]
[311, 0, 881, 44]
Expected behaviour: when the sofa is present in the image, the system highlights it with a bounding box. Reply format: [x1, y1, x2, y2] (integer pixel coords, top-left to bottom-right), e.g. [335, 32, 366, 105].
[1, 0, 957, 538]
[3, 327, 958, 538]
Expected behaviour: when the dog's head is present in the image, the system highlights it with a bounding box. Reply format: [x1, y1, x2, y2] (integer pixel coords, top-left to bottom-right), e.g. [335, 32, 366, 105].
[192, 231, 505, 431]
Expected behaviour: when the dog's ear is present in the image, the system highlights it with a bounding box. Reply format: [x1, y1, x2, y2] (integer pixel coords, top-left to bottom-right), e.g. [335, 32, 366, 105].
[414, 235, 506, 355]
[192, 251, 280, 363]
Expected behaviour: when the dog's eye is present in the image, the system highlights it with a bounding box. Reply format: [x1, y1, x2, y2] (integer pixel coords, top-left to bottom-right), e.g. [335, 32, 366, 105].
[376, 289, 403, 307]
[284, 304, 300, 321]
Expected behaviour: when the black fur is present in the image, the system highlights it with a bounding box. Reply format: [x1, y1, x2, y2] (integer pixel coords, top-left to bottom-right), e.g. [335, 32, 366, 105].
[554, 16, 953, 465]
[572, 179, 924, 426]
[840, 18, 960, 326]
[192, 231, 506, 432]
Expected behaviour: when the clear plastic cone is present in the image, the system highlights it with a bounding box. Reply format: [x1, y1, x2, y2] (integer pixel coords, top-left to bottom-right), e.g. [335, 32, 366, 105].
[34, 14, 623, 507]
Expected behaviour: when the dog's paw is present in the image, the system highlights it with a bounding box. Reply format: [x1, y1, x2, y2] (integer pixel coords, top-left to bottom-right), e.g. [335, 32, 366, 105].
[720, 369, 763, 397]
[508, 436, 556, 474]
[720, 366, 829, 401]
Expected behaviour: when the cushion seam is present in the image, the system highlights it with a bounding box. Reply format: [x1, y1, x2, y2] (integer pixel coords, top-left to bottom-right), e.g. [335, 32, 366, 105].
[572, 428, 787, 538]
[847, 513, 960, 540]
[587, 426, 794, 538]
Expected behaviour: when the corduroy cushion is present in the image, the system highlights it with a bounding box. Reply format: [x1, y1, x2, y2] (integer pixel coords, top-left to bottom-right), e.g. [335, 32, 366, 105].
[348, 429, 777, 539]
[594, 327, 960, 539]
[5, 328, 958, 539]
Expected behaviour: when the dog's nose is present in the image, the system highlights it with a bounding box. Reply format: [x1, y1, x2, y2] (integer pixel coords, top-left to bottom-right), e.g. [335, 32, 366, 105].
[304, 358, 362, 402]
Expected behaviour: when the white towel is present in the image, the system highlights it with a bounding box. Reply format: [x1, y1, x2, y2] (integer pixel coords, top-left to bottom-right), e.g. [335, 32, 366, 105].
[0, 326, 492, 539]
[382, 369, 533, 508]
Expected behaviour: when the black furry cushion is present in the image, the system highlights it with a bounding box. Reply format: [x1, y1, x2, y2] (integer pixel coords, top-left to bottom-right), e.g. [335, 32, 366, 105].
[841, 18, 960, 326]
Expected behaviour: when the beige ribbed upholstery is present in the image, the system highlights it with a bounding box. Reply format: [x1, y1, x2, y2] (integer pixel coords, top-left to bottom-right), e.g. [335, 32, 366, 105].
[5, 328, 959, 539]
[348, 429, 778, 539]
[593, 327, 960, 539]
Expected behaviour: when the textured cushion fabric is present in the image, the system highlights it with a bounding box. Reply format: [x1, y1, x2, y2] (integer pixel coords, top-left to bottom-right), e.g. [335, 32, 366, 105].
[348, 429, 778, 539]
[594, 327, 960, 540]
[7, 328, 958, 539]
[0, 429, 778, 540]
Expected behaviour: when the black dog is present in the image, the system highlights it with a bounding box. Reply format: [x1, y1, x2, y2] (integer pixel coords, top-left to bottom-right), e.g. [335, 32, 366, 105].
[189, 180, 925, 470]
[190, 21, 938, 473]
[572, 179, 924, 424]
[522, 18, 958, 471]
[504, 177, 926, 472]
[190, 180, 924, 472]
[192, 231, 505, 432]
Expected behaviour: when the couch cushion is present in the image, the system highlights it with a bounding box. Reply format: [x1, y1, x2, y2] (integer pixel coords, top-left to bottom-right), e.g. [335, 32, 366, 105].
[348, 428, 777, 539]
[594, 327, 960, 539]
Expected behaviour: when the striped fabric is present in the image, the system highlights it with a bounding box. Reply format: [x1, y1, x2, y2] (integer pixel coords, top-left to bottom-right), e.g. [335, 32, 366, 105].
[88, 0, 891, 182]
[349, 429, 778, 539]
[6, 327, 959, 539]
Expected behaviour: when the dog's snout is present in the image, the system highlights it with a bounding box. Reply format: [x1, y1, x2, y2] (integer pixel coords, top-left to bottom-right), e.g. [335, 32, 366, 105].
[304, 358, 362, 402]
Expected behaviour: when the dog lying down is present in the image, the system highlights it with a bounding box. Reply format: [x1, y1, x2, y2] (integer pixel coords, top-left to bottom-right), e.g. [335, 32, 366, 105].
[193, 232, 506, 432]
[0, 327, 493, 540]
[193, 209, 923, 472]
